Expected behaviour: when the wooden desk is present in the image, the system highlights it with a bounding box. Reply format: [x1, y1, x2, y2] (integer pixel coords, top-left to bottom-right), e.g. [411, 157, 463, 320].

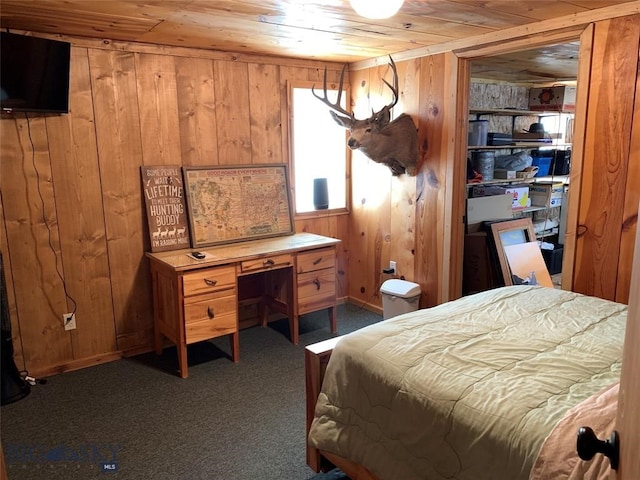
[146, 233, 340, 377]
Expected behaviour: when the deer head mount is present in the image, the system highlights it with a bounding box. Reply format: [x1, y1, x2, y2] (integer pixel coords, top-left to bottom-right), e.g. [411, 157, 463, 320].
[313, 56, 419, 176]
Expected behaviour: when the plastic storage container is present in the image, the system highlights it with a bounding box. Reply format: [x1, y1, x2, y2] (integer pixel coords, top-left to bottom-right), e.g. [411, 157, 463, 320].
[380, 279, 421, 320]
[530, 151, 553, 176]
[468, 120, 488, 146]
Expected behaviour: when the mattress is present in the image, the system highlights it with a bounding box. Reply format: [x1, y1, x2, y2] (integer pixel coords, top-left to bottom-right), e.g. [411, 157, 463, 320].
[308, 285, 626, 480]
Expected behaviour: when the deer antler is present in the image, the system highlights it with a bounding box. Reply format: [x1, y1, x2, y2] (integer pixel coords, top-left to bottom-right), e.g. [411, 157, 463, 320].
[312, 63, 354, 122]
[381, 56, 399, 111]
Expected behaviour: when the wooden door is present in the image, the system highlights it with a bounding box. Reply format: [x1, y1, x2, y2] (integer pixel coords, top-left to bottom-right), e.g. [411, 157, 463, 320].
[614, 213, 640, 478]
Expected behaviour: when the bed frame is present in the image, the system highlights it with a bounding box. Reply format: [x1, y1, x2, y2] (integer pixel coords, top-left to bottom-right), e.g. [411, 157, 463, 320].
[305, 336, 381, 480]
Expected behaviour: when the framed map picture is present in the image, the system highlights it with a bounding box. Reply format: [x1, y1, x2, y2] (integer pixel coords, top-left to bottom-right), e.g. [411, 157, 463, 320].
[183, 164, 294, 247]
[141, 166, 191, 252]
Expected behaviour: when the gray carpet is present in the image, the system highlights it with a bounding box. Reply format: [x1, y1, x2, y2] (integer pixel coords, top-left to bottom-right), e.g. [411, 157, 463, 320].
[1, 304, 379, 480]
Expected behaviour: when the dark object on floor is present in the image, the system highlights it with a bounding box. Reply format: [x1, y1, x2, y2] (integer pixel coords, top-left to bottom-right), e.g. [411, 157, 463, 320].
[1, 252, 31, 405]
[309, 467, 350, 479]
[542, 245, 564, 275]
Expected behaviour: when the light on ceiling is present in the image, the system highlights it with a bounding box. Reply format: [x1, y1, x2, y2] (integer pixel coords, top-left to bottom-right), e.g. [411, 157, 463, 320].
[349, 0, 405, 19]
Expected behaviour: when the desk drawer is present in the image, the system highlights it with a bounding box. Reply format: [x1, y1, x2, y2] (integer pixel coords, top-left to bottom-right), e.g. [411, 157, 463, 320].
[185, 312, 237, 343]
[183, 265, 236, 297]
[184, 292, 237, 324]
[297, 269, 336, 308]
[240, 253, 293, 274]
[297, 247, 335, 274]
[184, 292, 237, 343]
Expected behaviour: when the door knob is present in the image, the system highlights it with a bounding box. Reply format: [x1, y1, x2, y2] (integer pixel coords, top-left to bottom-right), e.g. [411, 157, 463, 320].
[576, 426, 619, 470]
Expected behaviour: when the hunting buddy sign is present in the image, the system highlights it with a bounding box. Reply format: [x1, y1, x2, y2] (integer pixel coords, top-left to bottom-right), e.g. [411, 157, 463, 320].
[141, 166, 190, 252]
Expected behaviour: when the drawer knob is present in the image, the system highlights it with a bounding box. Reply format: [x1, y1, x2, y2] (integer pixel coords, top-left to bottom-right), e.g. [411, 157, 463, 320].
[313, 278, 321, 290]
[313, 257, 322, 265]
[263, 259, 275, 267]
[207, 306, 215, 319]
[203, 278, 218, 287]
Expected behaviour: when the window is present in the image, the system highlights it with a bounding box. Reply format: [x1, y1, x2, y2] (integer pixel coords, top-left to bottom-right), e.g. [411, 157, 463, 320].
[539, 112, 574, 144]
[290, 83, 349, 214]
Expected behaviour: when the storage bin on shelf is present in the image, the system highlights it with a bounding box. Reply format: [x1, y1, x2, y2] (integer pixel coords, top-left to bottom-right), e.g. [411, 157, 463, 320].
[471, 184, 531, 209]
[530, 150, 553, 176]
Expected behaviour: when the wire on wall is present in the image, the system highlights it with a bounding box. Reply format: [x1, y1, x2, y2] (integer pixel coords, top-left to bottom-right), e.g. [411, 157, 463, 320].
[336, 267, 386, 314]
[24, 112, 78, 317]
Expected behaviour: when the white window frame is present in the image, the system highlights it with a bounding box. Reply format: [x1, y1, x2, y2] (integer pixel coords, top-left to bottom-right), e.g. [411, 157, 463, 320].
[288, 80, 350, 217]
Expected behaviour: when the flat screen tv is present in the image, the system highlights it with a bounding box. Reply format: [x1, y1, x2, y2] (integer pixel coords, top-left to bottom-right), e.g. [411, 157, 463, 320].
[1, 32, 71, 114]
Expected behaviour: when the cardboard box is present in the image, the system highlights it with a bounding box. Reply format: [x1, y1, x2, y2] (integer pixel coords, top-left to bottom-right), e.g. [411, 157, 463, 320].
[529, 86, 576, 112]
[493, 169, 516, 180]
[471, 184, 530, 209]
[466, 194, 513, 233]
[530, 182, 564, 207]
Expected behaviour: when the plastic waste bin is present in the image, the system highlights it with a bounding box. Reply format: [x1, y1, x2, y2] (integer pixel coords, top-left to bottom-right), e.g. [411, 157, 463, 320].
[380, 279, 421, 320]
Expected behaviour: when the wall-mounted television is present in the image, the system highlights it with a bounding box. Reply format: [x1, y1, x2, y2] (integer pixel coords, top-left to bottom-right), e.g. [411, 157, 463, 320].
[1, 32, 71, 114]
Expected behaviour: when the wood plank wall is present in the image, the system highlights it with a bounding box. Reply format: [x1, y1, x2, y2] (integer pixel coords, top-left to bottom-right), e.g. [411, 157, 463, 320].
[569, 15, 640, 303]
[345, 52, 460, 311]
[0, 38, 348, 377]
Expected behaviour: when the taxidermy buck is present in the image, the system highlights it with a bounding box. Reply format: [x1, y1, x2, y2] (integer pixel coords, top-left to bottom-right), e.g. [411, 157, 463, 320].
[313, 57, 419, 176]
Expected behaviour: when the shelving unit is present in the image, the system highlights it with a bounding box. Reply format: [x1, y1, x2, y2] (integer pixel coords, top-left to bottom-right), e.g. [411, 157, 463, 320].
[467, 143, 553, 151]
[465, 175, 568, 241]
[469, 107, 562, 117]
[463, 93, 575, 295]
[468, 108, 571, 150]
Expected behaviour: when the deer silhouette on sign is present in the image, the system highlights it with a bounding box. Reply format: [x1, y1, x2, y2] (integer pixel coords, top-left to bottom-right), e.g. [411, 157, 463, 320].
[313, 56, 419, 176]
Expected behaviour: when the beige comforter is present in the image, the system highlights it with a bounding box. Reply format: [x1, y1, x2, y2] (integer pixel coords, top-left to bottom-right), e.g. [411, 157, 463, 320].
[308, 286, 626, 480]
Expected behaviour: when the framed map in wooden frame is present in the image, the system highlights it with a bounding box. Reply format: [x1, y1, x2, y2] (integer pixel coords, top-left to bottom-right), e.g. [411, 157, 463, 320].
[183, 164, 294, 248]
[141, 166, 190, 252]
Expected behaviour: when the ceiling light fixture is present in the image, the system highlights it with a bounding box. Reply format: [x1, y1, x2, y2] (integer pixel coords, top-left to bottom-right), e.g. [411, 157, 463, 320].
[349, 0, 405, 19]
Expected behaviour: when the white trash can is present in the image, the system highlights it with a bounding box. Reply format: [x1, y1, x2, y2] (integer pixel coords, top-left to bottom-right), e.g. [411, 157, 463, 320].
[380, 279, 421, 320]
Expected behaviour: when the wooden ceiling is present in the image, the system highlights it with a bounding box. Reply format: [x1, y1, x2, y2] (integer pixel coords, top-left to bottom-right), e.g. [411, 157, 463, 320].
[0, 1, 634, 83]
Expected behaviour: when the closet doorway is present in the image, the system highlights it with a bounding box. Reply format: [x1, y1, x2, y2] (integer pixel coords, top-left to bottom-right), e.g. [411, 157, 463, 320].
[459, 37, 586, 295]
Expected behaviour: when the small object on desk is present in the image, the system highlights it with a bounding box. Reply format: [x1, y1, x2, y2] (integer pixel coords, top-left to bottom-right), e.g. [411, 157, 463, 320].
[188, 251, 208, 260]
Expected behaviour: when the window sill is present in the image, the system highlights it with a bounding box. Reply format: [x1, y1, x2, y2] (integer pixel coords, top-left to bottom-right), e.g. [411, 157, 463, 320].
[295, 207, 350, 221]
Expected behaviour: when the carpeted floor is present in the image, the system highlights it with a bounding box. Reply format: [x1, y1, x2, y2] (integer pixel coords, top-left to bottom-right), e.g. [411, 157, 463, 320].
[1, 304, 379, 480]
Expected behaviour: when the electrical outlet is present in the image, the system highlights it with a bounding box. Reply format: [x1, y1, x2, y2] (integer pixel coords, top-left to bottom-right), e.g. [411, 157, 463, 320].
[389, 261, 397, 272]
[63, 313, 76, 331]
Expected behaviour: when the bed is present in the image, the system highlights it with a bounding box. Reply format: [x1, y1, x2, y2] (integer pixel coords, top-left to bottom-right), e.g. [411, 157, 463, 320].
[305, 285, 626, 480]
